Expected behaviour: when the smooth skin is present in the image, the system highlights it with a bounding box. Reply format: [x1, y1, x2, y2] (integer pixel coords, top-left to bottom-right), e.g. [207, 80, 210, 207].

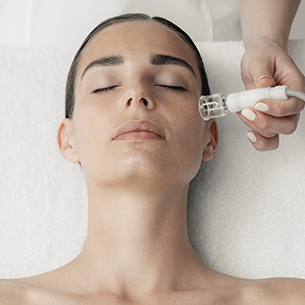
[240, 0, 305, 151]
[1, 20, 305, 304]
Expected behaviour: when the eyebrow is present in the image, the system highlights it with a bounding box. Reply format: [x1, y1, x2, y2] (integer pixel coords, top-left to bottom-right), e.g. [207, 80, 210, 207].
[150, 54, 195, 77]
[81, 55, 124, 80]
[80, 53, 196, 80]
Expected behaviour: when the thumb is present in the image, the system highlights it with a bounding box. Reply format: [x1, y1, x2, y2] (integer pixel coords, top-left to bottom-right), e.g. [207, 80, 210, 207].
[241, 50, 276, 89]
[254, 75, 276, 89]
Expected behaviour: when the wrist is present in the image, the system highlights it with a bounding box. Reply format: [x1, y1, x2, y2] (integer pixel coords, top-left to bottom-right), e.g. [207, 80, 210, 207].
[244, 36, 288, 52]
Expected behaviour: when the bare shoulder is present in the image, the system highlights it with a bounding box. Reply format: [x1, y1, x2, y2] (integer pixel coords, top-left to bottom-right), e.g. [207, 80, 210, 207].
[0, 280, 30, 305]
[0, 279, 90, 305]
[0, 278, 54, 305]
[0, 277, 60, 305]
[188, 269, 305, 305]
[239, 277, 305, 305]
[201, 271, 305, 305]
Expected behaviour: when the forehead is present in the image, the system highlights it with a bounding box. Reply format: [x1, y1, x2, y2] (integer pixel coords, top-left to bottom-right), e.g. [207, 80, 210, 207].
[77, 20, 200, 78]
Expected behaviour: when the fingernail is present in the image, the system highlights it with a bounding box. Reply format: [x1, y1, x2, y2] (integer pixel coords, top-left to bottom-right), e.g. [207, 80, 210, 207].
[257, 75, 271, 82]
[241, 109, 256, 121]
[247, 132, 257, 143]
[255, 102, 269, 112]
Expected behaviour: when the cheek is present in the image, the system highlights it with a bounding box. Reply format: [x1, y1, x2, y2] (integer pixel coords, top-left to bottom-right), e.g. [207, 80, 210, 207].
[172, 96, 205, 145]
[180, 117, 206, 161]
[71, 111, 116, 187]
[72, 100, 113, 164]
[166, 101, 207, 180]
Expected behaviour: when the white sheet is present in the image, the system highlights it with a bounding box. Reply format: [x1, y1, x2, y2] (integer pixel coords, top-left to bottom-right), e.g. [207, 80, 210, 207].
[0, 41, 304, 279]
[1, 0, 305, 47]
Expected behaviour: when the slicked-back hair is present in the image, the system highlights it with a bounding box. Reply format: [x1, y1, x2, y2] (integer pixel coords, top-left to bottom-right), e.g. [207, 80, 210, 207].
[65, 13, 210, 119]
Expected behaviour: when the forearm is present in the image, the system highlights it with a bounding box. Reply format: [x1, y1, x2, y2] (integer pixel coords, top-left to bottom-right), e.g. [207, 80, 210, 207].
[240, 0, 300, 50]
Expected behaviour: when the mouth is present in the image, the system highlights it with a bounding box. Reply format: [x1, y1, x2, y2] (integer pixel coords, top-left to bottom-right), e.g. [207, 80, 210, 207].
[112, 120, 166, 141]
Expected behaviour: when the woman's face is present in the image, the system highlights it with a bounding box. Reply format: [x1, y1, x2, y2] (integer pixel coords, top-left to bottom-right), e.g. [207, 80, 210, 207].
[61, 20, 217, 189]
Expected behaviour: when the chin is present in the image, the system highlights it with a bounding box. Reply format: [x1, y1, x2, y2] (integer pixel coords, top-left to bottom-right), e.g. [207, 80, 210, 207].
[116, 158, 195, 191]
[84, 147, 200, 189]
[121, 157, 168, 181]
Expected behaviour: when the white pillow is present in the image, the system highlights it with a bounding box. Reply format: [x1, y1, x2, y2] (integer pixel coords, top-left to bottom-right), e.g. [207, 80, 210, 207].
[8, 0, 240, 47]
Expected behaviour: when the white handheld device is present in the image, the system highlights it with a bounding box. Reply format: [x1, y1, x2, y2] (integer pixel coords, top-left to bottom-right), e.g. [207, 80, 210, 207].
[198, 85, 305, 120]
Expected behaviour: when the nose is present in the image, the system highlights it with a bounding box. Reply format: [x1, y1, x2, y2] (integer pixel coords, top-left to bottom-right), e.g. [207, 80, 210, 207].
[119, 80, 155, 112]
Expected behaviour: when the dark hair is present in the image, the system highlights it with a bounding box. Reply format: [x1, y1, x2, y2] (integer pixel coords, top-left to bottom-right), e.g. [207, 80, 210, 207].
[65, 13, 210, 119]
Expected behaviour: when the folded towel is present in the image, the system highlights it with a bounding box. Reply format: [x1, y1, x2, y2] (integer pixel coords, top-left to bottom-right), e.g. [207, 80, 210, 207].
[0, 41, 304, 279]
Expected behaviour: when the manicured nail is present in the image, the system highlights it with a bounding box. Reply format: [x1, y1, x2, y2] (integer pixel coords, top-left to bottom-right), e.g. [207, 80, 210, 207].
[247, 132, 257, 143]
[241, 109, 256, 121]
[255, 102, 269, 112]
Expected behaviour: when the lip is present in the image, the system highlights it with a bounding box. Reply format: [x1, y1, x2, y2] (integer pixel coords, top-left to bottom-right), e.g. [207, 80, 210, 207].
[112, 120, 166, 141]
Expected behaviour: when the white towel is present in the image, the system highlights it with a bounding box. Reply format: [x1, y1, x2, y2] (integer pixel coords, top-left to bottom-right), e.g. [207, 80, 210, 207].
[0, 41, 304, 279]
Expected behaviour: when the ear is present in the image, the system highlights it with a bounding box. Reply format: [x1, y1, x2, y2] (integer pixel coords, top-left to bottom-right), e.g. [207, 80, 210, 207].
[57, 118, 80, 163]
[202, 119, 219, 162]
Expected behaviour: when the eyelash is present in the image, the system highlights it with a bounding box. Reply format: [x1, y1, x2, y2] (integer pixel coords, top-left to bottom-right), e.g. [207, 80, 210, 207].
[91, 84, 187, 94]
[92, 86, 118, 94]
[158, 85, 187, 92]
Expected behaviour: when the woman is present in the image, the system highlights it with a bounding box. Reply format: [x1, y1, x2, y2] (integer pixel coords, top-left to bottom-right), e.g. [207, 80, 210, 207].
[1, 14, 304, 304]
[2, 0, 303, 151]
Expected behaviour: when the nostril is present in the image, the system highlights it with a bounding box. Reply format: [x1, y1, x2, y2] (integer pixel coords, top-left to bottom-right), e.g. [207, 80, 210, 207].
[125, 97, 149, 107]
[142, 98, 148, 106]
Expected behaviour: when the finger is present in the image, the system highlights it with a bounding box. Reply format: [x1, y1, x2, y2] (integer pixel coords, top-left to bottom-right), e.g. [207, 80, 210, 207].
[254, 75, 276, 89]
[237, 111, 276, 138]
[241, 55, 276, 90]
[254, 97, 305, 117]
[237, 110, 299, 136]
[246, 131, 279, 151]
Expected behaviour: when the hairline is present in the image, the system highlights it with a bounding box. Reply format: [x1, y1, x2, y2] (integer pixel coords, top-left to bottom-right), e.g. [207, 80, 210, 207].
[65, 14, 209, 119]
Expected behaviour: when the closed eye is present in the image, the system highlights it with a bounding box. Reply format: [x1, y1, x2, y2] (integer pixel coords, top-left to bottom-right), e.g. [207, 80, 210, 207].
[92, 85, 119, 94]
[92, 84, 187, 94]
[158, 85, 187, 92]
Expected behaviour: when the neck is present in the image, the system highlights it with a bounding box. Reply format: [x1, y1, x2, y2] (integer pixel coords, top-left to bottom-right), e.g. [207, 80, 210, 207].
[67, 180, 208, 299]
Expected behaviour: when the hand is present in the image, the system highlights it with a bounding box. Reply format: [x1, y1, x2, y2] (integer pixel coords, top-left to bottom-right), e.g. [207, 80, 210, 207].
[239, 37, 305, 151]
